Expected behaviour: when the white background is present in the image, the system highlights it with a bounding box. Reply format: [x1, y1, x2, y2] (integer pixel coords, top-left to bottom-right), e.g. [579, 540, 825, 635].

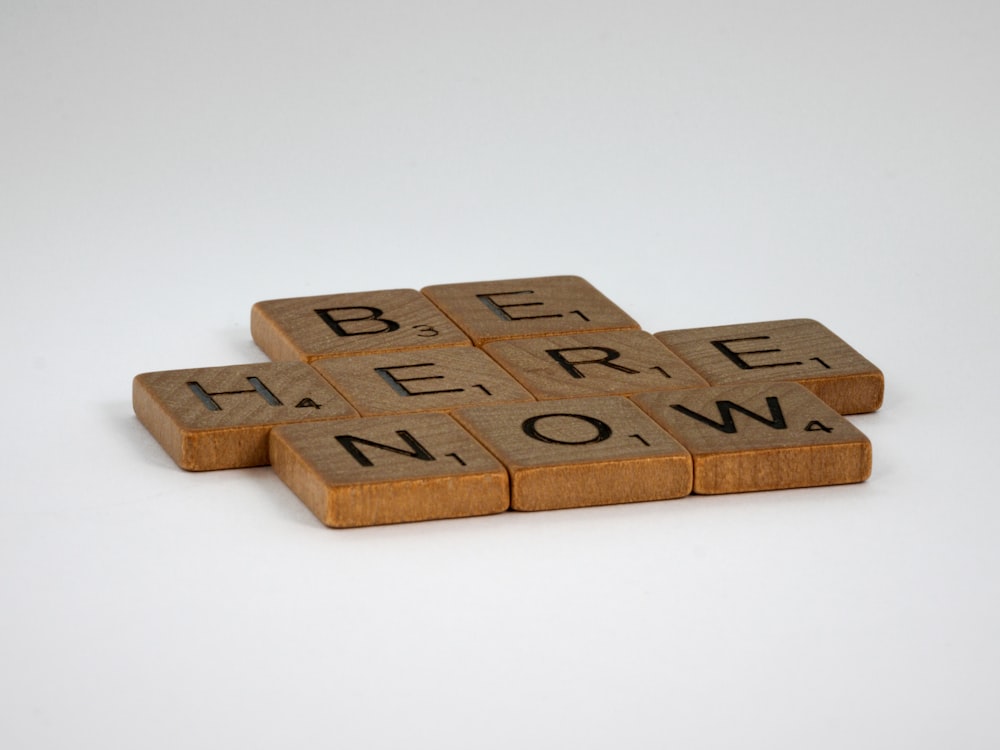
[3, 2, 999, 748]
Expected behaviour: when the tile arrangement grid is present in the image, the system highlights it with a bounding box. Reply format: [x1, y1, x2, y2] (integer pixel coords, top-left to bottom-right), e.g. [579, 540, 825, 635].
[133, 276, 883, 527]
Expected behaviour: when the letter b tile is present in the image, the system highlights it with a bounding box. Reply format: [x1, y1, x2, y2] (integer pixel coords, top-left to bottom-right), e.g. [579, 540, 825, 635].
[251, 289, 471, 363]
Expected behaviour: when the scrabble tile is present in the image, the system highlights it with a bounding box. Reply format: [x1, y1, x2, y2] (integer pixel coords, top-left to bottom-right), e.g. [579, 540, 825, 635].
[452, 397, 692, 511]
[269, 413, 510, 527]
[631, 382, 871, 494]
[483, 330, 710, 399]
[310, 346, 536, 415]
[251, 289, 471, 363]
[654, 319, 883, 414]
[133, 362, 359, 470]
[421, 275, 640, 345]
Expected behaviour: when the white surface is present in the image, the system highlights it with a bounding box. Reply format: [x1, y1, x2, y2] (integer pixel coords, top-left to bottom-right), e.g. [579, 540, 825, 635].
[3, 2, 999, 748]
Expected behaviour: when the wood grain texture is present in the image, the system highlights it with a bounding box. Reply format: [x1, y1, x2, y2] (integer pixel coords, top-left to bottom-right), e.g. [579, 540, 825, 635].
[421, 275, 640, 345]
[482, 330, 709, 399]
[269, 413, 510, 527]
[452, 396, 692, 511]
[133, 362, 358, 470]
[251, 289, 471, 363]
[632, 382, 871, 494]
[654, 319, 883, 414]
[310, 346, 536, 415]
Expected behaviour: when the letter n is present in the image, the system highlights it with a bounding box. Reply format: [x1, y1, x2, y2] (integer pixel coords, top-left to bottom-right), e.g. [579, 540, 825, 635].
[335, 430, 436, 467]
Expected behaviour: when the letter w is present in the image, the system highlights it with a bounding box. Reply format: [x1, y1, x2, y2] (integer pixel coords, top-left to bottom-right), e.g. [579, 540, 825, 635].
[670, 396, 787, 434]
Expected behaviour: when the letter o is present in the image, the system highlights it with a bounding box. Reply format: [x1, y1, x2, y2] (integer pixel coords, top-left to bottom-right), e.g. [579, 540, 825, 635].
[520, 413, 612, 445]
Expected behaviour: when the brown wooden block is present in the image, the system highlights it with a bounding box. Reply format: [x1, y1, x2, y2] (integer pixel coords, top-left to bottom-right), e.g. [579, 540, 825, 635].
[421, 275, 640, 345]
[631, 382, 871, 494]
[452, 396, 692, 511]
[133, 362, 359, 471]
[251, 289, 471, 363]
[269, 413, 510, 528]
[483, 330, 710, 400]
[310, 346, 535, 415]
[654, 319, 883, 414]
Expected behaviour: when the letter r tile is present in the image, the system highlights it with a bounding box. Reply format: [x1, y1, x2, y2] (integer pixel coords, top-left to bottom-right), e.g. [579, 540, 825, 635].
[251, 289, 471, 363]
[654, 319, 884, 414]
[133, 362, 359, 470]
[421, 275, 640, 345]
[269, 413, 510, 527]
[452, 396, 692, 511]
[483, 330, 709, 399]
[632, 382, 872, 494]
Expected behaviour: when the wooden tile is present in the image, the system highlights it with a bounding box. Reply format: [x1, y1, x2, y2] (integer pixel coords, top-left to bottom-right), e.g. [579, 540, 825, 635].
[251, 289, 471, 363]
[483, 330, 710, 400]
[654, 319, 883, 414]
[452, 397, 692, 511]
[269, 413, 510, 527]
[310, 346, 535, 415]
[133, 362, 359, 471]
[421, 275, 640, 345]
[631, 382, 871, 494]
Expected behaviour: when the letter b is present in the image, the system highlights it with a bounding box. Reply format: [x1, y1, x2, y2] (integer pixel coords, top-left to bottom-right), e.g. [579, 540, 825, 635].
[315, 306, 401, 337]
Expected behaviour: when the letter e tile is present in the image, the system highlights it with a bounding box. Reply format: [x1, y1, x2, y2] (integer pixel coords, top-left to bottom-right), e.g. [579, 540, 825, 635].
[632, 382, 872, 494]
[269, 413, 510, 527]
[311, 346, 535, 415]
[452, 397, 692, 511]
[421, 276, 640, 345]
[133, 362, 359, 470]
[655, 319, 883, 414]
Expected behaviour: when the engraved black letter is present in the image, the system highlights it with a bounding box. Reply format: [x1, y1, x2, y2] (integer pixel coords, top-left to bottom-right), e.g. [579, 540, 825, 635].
[476, 290, 563, 321]
[521, 413, 613, 445]
[710, 337, 802, 370]
[374, 363, 464, 397]
[670, 396, 787, 434]
[545, 346, 640, 379]
[315, 306, 401, 337]
[335, 430, 436, 467]
[187, 377, 283, 411]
